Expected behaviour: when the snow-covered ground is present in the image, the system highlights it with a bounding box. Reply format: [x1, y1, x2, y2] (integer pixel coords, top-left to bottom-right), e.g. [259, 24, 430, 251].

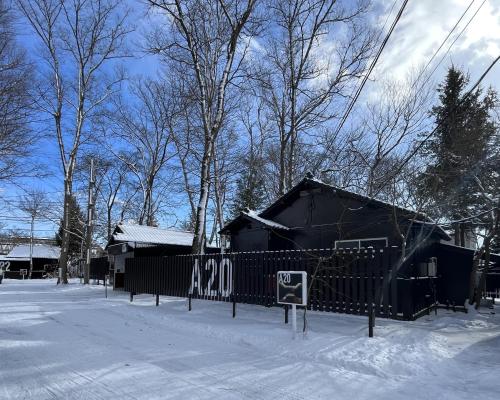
[1, 279, 500, 400]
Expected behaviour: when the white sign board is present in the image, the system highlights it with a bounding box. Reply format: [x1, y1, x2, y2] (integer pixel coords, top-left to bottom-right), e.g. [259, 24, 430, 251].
[277, 271, 307, 306]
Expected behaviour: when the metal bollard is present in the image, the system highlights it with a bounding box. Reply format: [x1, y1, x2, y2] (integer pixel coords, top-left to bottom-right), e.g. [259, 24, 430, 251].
[232, 295, 236, 318]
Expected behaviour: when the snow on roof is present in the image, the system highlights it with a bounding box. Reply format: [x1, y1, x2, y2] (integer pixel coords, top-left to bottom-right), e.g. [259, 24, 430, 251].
[243, 210, 290, 230]
[112, 223, 218, 248]
[7, 244, 60, 259]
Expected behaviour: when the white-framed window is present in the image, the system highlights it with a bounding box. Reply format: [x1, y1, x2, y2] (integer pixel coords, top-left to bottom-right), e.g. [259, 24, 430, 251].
[335, 237, 388, 249]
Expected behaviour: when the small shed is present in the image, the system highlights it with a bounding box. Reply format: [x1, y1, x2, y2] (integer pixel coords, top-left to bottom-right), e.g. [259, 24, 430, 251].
[0, 244, 60, 279]
[106, 223, 219, 288]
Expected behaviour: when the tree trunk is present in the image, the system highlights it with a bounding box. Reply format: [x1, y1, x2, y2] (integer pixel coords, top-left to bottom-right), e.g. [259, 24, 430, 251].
[191, 139, 213, 254]
[474, 240, 492, 309]
[58, 179, 72, 284]
[454, 222, 460, 246]
[278, 138, 287, 196]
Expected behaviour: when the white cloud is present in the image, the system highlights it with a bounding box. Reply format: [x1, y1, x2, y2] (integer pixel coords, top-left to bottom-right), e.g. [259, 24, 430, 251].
[372, 0, 500, 89]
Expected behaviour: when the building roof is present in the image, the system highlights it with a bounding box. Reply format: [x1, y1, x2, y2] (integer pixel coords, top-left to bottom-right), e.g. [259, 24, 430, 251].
[260, 176, 429, 220]
[6, 244, 60, 260]
[109, 223, 218, 248]
[221, 210, 290, 233]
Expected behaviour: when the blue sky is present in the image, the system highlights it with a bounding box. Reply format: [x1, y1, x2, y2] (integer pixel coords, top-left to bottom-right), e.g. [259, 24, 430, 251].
[1, 0, 499, 240]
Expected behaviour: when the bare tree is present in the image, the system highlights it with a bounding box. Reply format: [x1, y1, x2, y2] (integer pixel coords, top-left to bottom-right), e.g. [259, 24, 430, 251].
[76, 152, 130, 244]
[18, 189, 49, 278]
[355, 75, 433, 197]
[17, 0, 131, 282]
[147, 0, 258, 253]
[256, 0, 374, 196]
[0, 0, 34, 181]
[109, 79, 175, 226]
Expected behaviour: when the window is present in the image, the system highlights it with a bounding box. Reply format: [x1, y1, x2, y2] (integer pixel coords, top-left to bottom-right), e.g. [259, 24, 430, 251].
[335, 237, 387, 249]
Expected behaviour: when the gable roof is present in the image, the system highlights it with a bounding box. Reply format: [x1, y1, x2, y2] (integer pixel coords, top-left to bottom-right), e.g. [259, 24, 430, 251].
[260, 176, 429, 220]
[111, 223, 195, 247]
[222, 175, 450, 240]
[6, 244, 60, 260]
[220, 210, 289, 233]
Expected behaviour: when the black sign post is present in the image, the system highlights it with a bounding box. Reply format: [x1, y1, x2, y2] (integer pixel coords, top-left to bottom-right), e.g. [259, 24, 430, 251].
[277, 271, 307, 337]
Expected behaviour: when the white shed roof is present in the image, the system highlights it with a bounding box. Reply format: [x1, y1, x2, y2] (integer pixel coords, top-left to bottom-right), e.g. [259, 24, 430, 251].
[113, 223, 212, 248]
[7, 244, 60, 260]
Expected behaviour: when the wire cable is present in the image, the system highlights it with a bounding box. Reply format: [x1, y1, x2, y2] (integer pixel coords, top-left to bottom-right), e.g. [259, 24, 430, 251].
[419, 0, 488, 90]
[331, 0, 410, 142]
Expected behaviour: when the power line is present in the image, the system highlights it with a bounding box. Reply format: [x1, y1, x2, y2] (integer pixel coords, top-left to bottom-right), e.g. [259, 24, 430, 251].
[316, 0, 486, 174]
[416, 0, 477, 83]
[313, 0, 410, 172]
[419, 0, 488, 89]
[375, 54, 500, 199]
[331, 0, 410, 140]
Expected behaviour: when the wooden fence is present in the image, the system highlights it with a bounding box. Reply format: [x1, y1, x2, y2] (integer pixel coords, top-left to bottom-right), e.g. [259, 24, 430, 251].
[124, 247, 437, 321]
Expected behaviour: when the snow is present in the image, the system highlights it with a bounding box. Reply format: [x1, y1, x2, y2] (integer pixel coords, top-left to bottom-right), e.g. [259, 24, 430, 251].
[1, 279, 500, 399]
[244, 210, 290, 230]
[111, 223, 218, 248]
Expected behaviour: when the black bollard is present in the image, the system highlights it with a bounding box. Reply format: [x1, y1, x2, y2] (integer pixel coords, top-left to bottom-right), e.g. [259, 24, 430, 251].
[368, 307, 374, 338]
[188, 294, 192, 311]
[232, 295, 236, 318]
[156, 294, 159, 306]
[130, 292, 133, 302]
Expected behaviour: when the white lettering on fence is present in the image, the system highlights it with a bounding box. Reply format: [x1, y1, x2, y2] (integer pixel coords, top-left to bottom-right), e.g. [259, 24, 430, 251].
[0, 261, 10, 272]
[189, 258, 233, 297]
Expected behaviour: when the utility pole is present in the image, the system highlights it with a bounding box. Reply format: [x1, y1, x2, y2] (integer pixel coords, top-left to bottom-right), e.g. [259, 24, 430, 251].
[28, 215, 34, 279]
[84, 158, 96, 284]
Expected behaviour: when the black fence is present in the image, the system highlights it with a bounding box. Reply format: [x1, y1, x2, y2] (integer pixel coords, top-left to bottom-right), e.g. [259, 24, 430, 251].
[124, 247, 437, 321]
[486, 271, 500, 299]
[89, 257, 109, 281]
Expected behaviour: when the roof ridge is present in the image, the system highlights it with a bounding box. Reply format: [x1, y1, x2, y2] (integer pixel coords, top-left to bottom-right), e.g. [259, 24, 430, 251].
[120, 223, 194, 234]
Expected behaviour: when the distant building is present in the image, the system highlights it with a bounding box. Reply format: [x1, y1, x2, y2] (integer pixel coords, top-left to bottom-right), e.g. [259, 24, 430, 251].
[0, 244, 60, 279]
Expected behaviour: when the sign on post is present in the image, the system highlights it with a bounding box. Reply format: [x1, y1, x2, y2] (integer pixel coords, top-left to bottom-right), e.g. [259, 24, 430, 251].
[277, 271, 307, 338]
[277, 271, 307, 306]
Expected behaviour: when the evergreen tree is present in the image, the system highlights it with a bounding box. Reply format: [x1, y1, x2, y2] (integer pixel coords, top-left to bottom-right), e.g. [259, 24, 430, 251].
[55, 195, 85, 258]
[418, 67, 497, 221]
[230, 164, 267, 218]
